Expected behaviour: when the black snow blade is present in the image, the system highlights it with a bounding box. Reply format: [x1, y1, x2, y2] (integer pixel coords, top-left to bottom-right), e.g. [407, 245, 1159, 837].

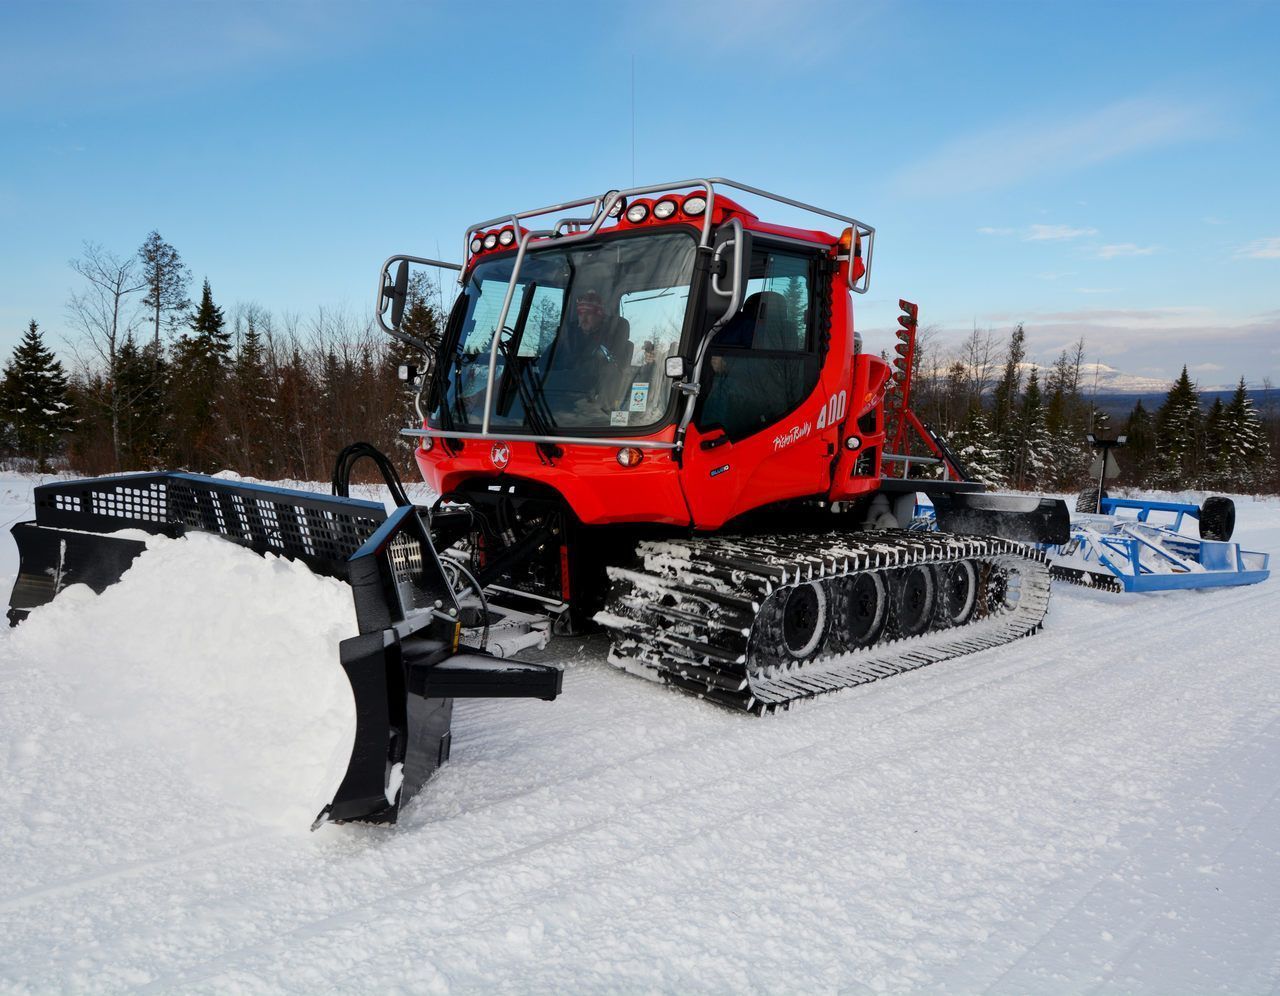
[8, 521, 148, 625]
[932, 491, 1071, 546]
[6, 472, 562, 827]
[319, 503, 563, 826]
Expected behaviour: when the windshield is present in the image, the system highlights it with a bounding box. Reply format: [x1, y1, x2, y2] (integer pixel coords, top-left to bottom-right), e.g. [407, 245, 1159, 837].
[435, 231, 696, 433]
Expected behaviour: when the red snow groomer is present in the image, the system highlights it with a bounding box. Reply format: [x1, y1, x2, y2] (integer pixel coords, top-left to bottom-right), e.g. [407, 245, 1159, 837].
[382, 180, 1066, 709]
[8, 179, 1068, 826]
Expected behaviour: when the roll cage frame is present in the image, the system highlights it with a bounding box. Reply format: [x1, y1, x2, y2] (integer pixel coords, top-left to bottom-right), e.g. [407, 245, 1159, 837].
[378, 178, 875, 453]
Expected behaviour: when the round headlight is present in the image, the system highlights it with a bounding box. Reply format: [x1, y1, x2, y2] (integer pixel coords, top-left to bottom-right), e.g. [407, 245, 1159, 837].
[606, 192, 627, 218]
[682, 195, 707, 216]
[625, 203, 649, 224]
[498, 228, 515, 247]
[470, 236, 483, 253]
[652, 199, 677, 220]
[616, 447, 644, 468]
[483, 232, 498, 250]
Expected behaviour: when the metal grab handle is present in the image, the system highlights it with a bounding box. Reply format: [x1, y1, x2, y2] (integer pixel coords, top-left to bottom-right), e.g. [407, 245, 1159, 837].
[710, 218, 744, 317]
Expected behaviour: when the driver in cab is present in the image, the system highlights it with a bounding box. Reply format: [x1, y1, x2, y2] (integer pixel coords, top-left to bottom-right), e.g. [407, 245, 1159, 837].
[550, 289, 631, 407]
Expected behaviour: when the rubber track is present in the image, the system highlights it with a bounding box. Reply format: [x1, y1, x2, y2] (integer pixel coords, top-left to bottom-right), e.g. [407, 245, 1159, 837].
[596, 530, 1052, 713]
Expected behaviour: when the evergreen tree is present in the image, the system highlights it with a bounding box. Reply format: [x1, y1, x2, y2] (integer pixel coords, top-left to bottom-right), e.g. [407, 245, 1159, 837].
[222, 316, 276, 474]
[1, 320, 74, 469]
[947, 407, 1006, 487]
[1218, 378, 1273, 492]
[1154, 366, 1202, 488]
[137, 232, 192, 348]
[188, 278, 230, 362]
[1013, 368, 1053, 488]
[168, 279, 230, 469]
[400, 272, 443, 353]
[1123, 399, 1155, 486]
[1202, 396, 1227, 489]
[989, 324, 1026, 480]
[114, 333, 169, 467]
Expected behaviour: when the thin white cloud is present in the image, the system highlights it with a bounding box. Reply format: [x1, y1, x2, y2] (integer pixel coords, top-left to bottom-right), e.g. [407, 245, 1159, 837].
[1025, 224, 1098, 241]
[1235, 237, 1280, 259]
[892, 96, 1214, 197]
[1190, 362, 1224, 372]
[651, 0, 872, 63]
[978, 224, 1096, 240]
[1097, 243, 1160, 259]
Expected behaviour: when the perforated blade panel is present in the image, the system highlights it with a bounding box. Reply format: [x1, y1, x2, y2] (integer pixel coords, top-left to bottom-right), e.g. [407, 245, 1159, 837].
[31, 473, 388, 581]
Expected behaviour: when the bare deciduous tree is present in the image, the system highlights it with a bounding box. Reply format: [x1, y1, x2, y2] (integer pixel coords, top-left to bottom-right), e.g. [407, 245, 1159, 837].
[961, 325, 999, 404]
[67, 243, 147, 469]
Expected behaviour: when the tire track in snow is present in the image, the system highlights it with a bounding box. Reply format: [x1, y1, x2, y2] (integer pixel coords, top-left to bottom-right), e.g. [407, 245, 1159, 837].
[7, 573, 1275, 991]
[0, 830, 280, 914]
[199, 581, 1280, 983]
[977, 713, 1280, 994]
[131, 598, 1274, 993]
[127, 635, 1099, 991]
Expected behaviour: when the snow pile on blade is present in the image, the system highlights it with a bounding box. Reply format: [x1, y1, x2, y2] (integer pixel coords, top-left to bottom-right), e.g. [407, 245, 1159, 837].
[5, 531, 356, 828]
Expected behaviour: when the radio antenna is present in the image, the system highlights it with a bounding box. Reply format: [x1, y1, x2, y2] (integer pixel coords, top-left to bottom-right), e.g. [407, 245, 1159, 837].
[630, 55, 636, 185]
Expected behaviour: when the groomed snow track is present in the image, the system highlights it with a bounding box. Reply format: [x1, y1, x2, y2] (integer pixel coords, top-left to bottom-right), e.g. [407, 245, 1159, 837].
[598, 530, 1052, 712]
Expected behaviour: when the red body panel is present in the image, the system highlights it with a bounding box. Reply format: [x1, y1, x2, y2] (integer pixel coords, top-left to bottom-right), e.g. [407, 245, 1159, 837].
[416, 434, 692, 526]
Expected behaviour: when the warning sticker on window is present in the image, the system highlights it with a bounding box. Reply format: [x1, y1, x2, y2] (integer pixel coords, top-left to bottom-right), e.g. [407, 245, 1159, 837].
[629, 382, 650, 413]
[610, 410, 630, 427]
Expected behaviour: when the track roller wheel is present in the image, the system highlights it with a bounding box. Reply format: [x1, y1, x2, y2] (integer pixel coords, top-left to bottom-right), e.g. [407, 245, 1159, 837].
[781, 582, 828, 659]
[936, 560, 977, 627]
[892, 565, 937, 638]
[753, 582, 830, 672]
[834, 571, 888, 649]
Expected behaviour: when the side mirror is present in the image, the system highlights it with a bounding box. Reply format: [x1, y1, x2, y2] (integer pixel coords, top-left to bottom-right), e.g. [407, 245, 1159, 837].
[665, 356, 686, 378]
[385, 259, 410, 329]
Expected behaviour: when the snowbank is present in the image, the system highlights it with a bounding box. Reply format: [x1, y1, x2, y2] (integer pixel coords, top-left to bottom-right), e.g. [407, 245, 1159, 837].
[4, 531, 356, 830]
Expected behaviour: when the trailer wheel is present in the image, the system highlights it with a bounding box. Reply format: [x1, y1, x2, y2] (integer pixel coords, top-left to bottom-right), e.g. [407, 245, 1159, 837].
[781, 583, 828, 659]
[937, 560, 977, 627]
[835, 571, 888, 649]
[1199, 496, 1236, 541]
[892, 565, 937, 638]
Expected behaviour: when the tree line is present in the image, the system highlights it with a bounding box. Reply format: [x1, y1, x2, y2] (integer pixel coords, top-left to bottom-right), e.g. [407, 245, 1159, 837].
[892, 323, 1276, 495]
[0, 236, 1275, 495]
[1, 233, 442, 479]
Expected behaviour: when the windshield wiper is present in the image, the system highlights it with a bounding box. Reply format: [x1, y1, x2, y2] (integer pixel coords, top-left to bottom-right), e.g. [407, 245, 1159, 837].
[499, 338, 559, 438]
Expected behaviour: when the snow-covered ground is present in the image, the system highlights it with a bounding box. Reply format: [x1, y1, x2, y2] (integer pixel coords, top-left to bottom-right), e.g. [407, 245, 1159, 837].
[1, 473, 1278, 993]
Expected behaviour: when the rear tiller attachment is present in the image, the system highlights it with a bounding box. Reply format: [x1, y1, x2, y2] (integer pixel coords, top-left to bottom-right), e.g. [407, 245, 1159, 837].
[1050, 495, 1270, 592]
[6, 468, 562, 827]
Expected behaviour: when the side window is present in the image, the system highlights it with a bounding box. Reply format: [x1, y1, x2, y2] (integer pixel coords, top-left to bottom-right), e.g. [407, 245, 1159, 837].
[696, 248, 819, 441]
[741, 252, 809, 350]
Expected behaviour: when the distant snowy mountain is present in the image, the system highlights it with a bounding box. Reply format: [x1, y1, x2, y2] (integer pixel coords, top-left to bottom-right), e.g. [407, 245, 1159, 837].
[1060, 362, 1173, 394]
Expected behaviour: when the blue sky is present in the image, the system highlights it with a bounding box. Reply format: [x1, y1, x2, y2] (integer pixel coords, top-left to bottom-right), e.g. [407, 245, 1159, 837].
[2, 0, 1278, 389]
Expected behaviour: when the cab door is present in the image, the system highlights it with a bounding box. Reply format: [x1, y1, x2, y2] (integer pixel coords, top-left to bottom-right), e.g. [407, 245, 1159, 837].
[680, 245, 834, 529]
